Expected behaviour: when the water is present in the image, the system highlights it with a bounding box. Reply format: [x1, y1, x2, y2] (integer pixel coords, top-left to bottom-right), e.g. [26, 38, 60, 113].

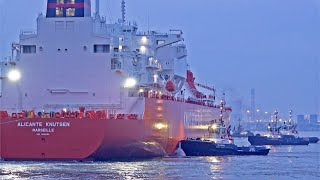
[1, 132, 319, 180]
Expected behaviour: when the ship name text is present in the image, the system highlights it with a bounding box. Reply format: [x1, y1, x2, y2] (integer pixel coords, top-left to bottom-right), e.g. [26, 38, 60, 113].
[17, 122, 71, 127]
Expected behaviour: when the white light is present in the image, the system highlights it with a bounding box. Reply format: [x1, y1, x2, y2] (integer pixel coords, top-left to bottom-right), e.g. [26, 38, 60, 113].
[124, 77, 137, 88]
[257, 109, 260, 112]
[140, 46, 146, 54]
[265, 112, 268, 114]
[7, 69, 21, 82]
[211, 124, 217, 130]
[247, 110, 250, 113]
[153, 74, 158, 83]
[139, 89, 144, 93]
[63, 108, 67, 113]
[119, 45, 123, 50]
[141, 36, 148, 44]
[155, 123, 166, 130]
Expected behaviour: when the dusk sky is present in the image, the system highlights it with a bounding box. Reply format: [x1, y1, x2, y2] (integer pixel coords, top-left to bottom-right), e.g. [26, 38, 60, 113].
[0, 0, 319, 117]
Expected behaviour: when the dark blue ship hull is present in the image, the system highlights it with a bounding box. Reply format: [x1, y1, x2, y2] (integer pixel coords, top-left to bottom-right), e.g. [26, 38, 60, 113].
[248, 135, 309, 145]
[232, 131, 254, 138]
[307, 137, 319, 143]
[179, 140, 270, 156]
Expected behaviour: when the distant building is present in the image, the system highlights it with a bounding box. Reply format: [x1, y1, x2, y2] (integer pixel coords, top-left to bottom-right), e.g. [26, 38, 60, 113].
[297, 114, 319, 131]
[310, 114, 318, 124]
[297, 115, 309, 125]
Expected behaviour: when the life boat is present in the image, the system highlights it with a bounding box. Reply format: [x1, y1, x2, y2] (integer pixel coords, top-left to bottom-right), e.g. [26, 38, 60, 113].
[165, 80, 175, 92]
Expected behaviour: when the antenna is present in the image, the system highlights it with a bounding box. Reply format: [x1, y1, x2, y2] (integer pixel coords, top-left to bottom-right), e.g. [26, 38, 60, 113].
[121, 0, 126, 23]
[250, 88, 256, 122]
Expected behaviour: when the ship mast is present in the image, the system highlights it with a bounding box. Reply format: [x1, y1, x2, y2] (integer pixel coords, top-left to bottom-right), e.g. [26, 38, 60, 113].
[121, 0, 126, 24]
[289, 110, 293, 125]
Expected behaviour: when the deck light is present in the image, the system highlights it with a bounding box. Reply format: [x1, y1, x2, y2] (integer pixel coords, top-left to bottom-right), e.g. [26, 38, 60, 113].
[8, 69, 21, 82]
[124, 77, 137, 88]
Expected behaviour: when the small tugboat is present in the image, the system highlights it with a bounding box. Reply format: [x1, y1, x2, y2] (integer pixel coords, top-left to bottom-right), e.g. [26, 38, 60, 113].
[178, 100, 270, 156]
[248, 110, 310, 146]
[280, 110, 319, 144]
[231, 119, 254, 138]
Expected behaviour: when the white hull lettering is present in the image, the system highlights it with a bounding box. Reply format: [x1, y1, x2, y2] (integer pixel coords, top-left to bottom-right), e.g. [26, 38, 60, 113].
[17, 122, 43, 127]
[32, 128, 54, 133]
[46, 122, 71, 127]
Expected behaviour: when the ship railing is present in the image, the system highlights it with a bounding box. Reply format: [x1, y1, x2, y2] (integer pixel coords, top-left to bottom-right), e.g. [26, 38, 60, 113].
[20, 30, 37, 36]
[146, 61, 161, 69]
[139, 91, 232, 111]
[0, 110, 143, 120]
[136, 30, 183, 37]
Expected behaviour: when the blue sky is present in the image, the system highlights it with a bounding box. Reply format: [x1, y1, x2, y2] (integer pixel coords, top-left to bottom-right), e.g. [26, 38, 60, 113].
[0, 0, 319, 116]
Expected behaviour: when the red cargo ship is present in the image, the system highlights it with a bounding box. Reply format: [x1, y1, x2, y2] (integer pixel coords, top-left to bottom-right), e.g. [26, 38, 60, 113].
[0, 0, 231, 160]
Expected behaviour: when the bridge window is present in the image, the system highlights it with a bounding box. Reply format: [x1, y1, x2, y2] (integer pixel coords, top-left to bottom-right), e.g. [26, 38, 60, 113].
[94, 45, 110, 53]
[67, 0, 75, 4]
[56, 7, 63, 17]
[22, 45, 36, 54]
[66, 8, 75, 16]
[56, 0, 64, 4]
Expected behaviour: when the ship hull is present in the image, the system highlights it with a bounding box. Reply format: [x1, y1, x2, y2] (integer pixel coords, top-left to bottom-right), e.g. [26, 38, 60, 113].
[179, 140, 270, 156]
[1, 98, 230, 161]
[248, 135, 309, 146]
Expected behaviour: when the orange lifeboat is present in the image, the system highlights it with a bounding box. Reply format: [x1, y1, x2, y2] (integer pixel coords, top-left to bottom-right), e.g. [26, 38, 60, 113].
[165, 80, 175, 92]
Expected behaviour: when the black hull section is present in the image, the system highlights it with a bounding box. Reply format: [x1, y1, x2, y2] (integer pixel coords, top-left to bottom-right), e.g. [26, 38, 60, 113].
[179, 140, 270, 156]
[248, 135, 309, 145]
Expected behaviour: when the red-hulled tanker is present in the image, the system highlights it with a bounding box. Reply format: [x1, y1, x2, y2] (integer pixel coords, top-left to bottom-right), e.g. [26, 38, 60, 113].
[0, 0, 231, 160]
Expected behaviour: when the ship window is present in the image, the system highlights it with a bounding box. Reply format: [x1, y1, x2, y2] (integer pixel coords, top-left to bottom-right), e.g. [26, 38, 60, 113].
[22, 45, 36, 54]
[66, 21, 75, 31]
[111, 59, 121, 70]
[55, 21, 64, 31]
[94, 45, 110, 53]
[67, 0, 75, 4]
[66, 8, 75, 17]
[55, 7, 63, 17]
[157, 40, 165, 45]
[56, 0, 64, 4]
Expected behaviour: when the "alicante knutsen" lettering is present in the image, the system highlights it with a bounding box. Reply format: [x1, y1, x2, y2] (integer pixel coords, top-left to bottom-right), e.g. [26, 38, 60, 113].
[17, 122, 71, 134]
[17, 122, 71, 127]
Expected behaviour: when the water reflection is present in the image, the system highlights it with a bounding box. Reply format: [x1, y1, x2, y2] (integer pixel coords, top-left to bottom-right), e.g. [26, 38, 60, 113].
[0, 132, 319, 180]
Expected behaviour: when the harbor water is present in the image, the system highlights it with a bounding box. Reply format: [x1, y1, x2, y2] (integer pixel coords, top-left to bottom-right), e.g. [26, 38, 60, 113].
[0, 131, 319, 180]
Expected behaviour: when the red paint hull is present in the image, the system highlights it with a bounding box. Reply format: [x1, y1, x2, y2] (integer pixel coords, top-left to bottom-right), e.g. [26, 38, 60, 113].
[0, 98, 230, 160]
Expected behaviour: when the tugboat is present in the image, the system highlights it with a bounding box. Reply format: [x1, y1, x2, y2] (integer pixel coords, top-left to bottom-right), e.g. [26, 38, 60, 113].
[178, 100, 270, 156]
[280, 110, 319, 144]
[231, 119, 254, 138]
[248, 111, 310, 145]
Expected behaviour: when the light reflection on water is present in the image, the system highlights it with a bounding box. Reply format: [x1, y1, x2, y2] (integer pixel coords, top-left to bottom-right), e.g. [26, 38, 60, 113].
[0, 132, 319, 180]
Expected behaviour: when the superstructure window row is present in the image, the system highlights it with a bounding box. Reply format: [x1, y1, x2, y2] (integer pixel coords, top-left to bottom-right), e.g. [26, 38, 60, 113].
[94, 45, 110, 53]
[22, 45, 36, 54]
